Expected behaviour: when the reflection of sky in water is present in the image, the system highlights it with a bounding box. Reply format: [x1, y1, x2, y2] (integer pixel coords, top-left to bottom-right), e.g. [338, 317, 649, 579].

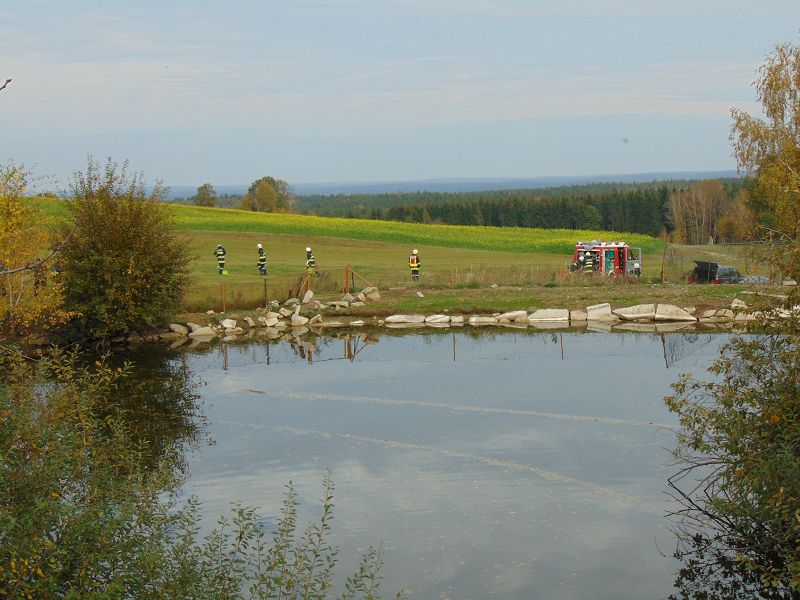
[176, 331, 732, 599]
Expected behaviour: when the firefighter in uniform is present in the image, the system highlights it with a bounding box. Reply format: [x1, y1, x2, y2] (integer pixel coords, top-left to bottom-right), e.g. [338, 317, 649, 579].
[214, 244, 227, 275]
[408, 249, 421, 282]
[583, 252, 595, 272]
[305, 247, 317, 276]
[572, 252, 585, 272]
[256, 243, 267, 276]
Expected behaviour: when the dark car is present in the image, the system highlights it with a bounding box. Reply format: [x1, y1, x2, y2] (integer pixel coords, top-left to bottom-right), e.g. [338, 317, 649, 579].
[688, 261, 743, 284]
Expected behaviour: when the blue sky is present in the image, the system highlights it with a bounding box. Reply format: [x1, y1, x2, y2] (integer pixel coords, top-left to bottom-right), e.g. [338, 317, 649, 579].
[2, 1, 798, 188]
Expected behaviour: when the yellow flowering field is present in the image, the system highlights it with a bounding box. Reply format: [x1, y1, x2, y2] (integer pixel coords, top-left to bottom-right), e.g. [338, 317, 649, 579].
[168, 204, 661, 254]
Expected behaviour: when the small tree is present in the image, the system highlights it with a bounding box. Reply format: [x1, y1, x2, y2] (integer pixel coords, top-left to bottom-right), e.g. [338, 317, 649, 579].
[192, 182, 217, 207]
[667, 40, 800, 598]
[58, 158, 190, 339]
[0, 162, 73, 339]
[731, 40, 800, 281]
[240, 176, 296, 213]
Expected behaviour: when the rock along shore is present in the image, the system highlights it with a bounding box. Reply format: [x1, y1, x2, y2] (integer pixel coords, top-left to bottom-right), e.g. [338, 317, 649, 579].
[155, 287, 796, 347]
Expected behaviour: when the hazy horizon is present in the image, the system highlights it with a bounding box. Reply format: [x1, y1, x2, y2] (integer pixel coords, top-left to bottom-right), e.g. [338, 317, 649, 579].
[3, 1, 798, 188]
[162, 168, 740, 198]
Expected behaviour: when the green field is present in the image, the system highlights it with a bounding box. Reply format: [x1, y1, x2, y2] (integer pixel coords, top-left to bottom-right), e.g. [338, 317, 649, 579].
[27, 197, 766, 313]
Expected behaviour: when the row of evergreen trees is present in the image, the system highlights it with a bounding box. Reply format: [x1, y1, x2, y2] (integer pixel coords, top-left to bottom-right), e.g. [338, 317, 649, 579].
[380, 188, 670, 236]
[298, 179, 753, 239]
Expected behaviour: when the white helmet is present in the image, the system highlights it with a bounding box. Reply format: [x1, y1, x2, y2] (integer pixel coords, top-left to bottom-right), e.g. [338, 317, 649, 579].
[306, 247, 311, 252]
[257, 243, 262, 249]
[412, 249, 418, 254]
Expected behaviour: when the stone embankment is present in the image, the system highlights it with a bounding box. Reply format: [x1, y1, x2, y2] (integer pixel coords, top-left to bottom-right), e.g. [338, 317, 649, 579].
[157, 287, 797, 347]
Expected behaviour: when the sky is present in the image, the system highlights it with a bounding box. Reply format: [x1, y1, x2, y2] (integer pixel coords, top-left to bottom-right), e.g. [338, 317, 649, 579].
[2, 1, 799, 189]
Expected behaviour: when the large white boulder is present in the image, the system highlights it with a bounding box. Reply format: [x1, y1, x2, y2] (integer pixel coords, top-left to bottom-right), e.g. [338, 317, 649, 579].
[586, 303, 618, 322]
[497, 310, 528, 321]
[220, 318, 237, 329]
[291, 314, 309, 326]
[363, 286, 381, 301]
[425, 314, 451, 323]
[528, 308, 569, 322]
[302, 290, 315, 304]
[613, 304, 656, 321]
[385, 314, 426, 324]
[655, 304, 697, 322]
[469, 316, 498, 326]
[570, 309, 587, 322]
[699, 308, 734, 323]
[449, 315, 465, 325]
[169, 323, 189, 336]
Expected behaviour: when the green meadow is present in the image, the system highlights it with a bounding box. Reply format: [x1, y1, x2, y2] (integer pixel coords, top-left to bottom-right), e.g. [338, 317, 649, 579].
[29, 197, 763, 313]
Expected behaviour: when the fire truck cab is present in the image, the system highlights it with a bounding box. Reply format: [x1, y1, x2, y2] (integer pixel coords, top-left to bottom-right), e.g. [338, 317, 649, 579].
[570, 240, 642, 276]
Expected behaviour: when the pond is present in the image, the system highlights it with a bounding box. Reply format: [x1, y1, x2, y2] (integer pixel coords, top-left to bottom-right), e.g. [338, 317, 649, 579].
[139, 330, 731, 599]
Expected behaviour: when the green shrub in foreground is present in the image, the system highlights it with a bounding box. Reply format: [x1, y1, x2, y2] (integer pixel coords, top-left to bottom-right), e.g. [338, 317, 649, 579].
[0, 348, 403, 599]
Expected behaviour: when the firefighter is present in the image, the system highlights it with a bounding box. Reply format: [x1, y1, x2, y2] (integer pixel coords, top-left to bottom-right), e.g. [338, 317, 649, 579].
[572, 252, 585, 272]
[583, 252, 595, 272]
[305, 247, 317, 276]
[214, 244, 227, 275]
[408, 249, 421, 282]
[256, 243, 267, 276]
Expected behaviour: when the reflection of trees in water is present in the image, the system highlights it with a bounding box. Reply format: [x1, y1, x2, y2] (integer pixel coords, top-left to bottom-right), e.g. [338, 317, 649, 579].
[662, 333, 717, 369]
[104, 345, 206, 475]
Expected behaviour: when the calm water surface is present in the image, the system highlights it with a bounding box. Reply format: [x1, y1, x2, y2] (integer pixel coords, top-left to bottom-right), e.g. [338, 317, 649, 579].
[162, 330, 730, 599]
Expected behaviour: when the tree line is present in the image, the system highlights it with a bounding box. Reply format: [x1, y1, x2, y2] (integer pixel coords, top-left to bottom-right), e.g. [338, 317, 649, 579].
[298, 179, 754, 242]
[182, 176, 756, 244]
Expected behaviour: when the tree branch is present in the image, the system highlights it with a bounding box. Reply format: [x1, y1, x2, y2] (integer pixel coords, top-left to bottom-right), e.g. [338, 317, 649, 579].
[0, 78, 11, 92]
[0, 228, 73, 277]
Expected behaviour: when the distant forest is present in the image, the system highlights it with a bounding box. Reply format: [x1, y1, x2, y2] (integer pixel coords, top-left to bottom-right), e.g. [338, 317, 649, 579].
[297, 179, 748, 239]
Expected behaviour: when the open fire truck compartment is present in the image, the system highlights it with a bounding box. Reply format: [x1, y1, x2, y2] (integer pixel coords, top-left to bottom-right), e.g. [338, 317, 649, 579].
[570, 240, 642, 276]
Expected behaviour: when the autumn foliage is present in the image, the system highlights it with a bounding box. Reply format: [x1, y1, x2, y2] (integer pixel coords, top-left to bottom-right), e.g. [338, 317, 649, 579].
[0, 163, 73, 339]
[57, 158, 190, 340]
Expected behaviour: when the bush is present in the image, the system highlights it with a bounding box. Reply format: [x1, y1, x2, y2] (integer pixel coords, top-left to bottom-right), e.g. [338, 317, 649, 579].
[58, 158, 190, 340]
[666, 315, 800, 598]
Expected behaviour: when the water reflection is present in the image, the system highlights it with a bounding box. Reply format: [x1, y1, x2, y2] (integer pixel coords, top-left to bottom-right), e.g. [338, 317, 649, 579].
[104, 344, 206, 475]
[142, 328, 737, 599]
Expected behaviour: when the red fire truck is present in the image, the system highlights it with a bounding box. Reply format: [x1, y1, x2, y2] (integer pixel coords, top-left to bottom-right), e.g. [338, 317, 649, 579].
[569, 240, 642, 276]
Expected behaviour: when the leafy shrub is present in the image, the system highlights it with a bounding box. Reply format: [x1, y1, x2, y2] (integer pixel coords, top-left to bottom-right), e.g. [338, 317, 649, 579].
[58, 158, 191, 339]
